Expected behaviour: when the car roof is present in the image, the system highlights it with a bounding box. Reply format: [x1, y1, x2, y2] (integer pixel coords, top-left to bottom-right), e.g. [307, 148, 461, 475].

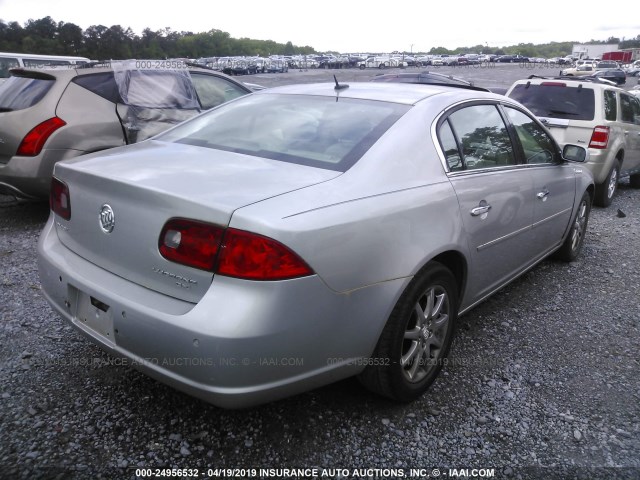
[511, 75, 623, 90]
[253, 81, 501, 105]
[8, 65, 234, 79]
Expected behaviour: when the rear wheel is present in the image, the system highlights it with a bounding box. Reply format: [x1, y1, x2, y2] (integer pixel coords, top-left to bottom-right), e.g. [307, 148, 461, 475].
[359, 262, 458, 402]
[555, 191, 591, 262]
[595, 160, 620, 207]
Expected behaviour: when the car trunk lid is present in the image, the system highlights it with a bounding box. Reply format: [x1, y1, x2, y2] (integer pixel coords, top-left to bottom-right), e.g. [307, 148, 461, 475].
[52, 140, 340, 303]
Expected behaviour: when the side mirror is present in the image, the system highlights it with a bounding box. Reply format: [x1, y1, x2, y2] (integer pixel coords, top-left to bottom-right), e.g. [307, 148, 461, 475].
[562, 144, 589, 163]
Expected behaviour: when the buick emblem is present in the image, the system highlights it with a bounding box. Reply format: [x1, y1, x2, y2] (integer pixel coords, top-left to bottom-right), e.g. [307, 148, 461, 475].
[99, 204, 115, 234]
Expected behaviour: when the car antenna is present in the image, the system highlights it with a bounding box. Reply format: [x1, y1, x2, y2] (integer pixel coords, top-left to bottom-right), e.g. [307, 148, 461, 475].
[334, 75, 349, 91]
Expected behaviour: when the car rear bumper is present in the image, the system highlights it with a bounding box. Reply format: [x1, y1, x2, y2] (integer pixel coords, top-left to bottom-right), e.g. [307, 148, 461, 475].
[37, 216, 403, 408]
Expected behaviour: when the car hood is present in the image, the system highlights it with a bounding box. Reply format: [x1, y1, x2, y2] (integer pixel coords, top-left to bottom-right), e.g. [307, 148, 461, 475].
[52, 140, 340, 303]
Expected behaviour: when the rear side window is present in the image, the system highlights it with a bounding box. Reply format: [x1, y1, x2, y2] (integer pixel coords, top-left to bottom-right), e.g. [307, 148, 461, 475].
[604, 90, 617, 121]
[72, 72, 122, 103]
[508, 84, 595, 121]
[439, 120, 463, 171]
[0, 75, 54, 111]
[0, 56, 20, 79]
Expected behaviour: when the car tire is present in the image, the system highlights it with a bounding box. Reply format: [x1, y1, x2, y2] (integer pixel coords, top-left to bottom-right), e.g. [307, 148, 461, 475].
[630, 173, 640, 188]
[359, 64, 365, 70]
[554, 191, 591, 262]
[415, 62, 422, 68]
[595, 160, 620, 207]
[359, 262, 458, 402]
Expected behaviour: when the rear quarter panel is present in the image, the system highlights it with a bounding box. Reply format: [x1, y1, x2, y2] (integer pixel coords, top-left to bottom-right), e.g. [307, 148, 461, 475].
[55, 82, 126, 152]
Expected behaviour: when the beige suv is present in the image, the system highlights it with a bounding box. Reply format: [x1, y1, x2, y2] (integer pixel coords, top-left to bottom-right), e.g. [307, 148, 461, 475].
[507, 76, 640, 206]
[0, 62, 252, 199]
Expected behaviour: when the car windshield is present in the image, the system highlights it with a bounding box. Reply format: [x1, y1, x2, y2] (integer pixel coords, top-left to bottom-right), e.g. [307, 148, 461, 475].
[0, 75, 54, 112]
[508, 84, 595, 120]
[158, 93, 409, 171]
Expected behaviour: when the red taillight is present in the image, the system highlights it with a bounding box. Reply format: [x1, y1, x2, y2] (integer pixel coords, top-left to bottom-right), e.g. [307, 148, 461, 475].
[589, 126, 610, 149]
[158, 219, 314, 280]
[16, 117, 66, 157]
[50, 177, 71, 220]
[218, 228, 313, 280]
[159, 219, 225, 271]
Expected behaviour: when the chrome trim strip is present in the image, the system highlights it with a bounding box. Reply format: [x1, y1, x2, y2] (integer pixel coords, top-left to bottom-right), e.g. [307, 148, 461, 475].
[476, 224, 532, 252]
[532, 208, 572, 229]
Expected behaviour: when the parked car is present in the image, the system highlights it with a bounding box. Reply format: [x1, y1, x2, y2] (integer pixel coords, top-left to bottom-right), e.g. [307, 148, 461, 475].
[560, 65, 595, 76]
[358, 56, 407, 69]
[495, 55, 529, 63]
[507, 76, 640, 206]
[370, 71, 489, 91]
[0, 61, 252, 199]
[38, 81, 592, 408]
[595, 61, 619, 71]
[588, 69, 626, 85]
[0, 51, 90, 83]
[266, 59, 289, 73]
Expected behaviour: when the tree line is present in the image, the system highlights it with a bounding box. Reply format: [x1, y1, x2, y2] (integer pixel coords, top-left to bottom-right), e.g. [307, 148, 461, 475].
[0, 16, 316, 59]
[1, 17, 638, 60]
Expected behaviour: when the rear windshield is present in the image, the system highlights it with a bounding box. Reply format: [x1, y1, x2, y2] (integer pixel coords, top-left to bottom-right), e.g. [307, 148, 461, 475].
[0, 75, 54, 112]
[508, 84, 595, 121]
[158, 94, 408, 172]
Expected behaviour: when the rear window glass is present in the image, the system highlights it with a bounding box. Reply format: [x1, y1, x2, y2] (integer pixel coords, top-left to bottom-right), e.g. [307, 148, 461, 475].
[508, 84, 595, 121]
[0, 75, 54, 111]
[604, 90, 617, 121]
[158, 94, 409, 172]
[72, 72, 122, 103]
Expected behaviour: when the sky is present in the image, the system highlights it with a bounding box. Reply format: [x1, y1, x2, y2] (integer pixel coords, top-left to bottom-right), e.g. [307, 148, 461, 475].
[0, 0, 638, 53]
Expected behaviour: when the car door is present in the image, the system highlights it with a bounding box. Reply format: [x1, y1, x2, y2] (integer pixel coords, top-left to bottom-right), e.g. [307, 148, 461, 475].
[440, 104, 537, 302]
[503, 106, 577, 255]
[619, 92, 640, 172]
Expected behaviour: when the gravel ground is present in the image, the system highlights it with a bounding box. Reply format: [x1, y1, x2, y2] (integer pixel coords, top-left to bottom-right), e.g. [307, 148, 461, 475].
[1, 64, 639, 479]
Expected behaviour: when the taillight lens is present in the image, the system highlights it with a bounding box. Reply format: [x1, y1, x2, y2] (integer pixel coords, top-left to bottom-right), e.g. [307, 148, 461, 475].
[17, 117, 66, 157]
[589, 126, 610, 149]
[159, 219, 224, 271]
[218, 228, 313, 280]
[158, 219, 314, 280]
[50, 177, 71, 220]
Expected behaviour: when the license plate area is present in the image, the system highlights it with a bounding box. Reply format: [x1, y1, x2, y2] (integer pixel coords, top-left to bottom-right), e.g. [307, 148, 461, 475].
[70, 286, 115, 344]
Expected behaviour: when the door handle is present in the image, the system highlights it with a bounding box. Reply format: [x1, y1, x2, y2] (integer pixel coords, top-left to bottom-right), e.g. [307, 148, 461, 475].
[470, 204, 492, 216]
[537, 189, 549, 200]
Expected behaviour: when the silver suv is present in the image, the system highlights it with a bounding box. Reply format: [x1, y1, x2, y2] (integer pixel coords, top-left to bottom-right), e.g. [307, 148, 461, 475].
[507, 77, 640, 206]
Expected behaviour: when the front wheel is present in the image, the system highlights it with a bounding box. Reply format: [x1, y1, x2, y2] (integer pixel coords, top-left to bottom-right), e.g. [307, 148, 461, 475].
[359, 262, 458, 402]
[595, 160, 620, 207]
[555, 191, 591, 261]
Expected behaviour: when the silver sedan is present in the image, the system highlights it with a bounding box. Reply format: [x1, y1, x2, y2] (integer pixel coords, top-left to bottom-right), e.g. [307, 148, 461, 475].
[38, 82, 594, 408]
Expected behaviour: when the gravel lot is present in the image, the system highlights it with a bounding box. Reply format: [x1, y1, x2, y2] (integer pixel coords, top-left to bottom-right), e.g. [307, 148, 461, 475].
[1, 64, 639, 479]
